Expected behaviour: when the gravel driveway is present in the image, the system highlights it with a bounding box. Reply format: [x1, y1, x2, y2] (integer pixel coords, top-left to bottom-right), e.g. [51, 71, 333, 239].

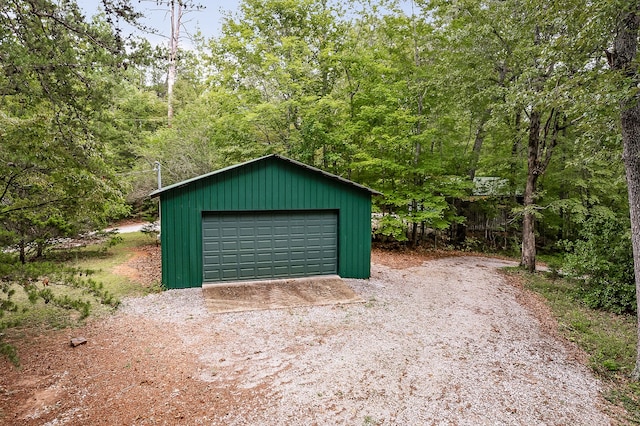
[1, 255, 613, 425]
[120, 256, 611, 425]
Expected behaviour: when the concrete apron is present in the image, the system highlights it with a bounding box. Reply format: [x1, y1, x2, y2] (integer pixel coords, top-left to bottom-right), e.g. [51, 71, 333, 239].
[201, 275, 363, 314]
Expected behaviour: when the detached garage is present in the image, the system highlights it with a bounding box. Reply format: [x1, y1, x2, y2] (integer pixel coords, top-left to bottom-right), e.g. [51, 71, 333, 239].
[150, 154, 380, 289]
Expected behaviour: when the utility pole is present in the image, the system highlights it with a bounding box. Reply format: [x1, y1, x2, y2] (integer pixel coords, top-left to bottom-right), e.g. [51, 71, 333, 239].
[153, 160, 162, 189]
[153, 161, 162, 238]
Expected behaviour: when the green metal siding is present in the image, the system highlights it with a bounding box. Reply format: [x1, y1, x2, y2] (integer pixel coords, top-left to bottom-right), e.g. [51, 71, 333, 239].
[202, 210, 338, 282]
[160, 157, 372, 288]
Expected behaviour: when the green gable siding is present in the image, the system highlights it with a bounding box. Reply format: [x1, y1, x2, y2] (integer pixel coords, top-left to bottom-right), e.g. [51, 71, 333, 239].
[158, 156, 373, 289]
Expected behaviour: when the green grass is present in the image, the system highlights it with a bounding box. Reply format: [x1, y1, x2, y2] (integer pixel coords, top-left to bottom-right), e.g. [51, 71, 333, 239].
[508, 269, 640, 423]
[66, 232, 161, 299]
[535, 252, 564, 270]
[1, 232, 162, 355]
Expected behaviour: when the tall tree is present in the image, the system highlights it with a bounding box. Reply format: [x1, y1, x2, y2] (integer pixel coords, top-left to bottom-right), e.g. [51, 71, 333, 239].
[208, 0, 348, 159]
[0, 0, 138, 256]
[139, 0, 202, 125]
[609, 1, 640, 380]
[167, 0, 183, 125]
[430, 0, 606, 269]
[343, 5, 470, 243]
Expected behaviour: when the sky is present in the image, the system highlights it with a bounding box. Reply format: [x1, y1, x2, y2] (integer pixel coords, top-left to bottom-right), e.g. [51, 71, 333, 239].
[76, 0, 242, 46]
[76, 0, 418, 49]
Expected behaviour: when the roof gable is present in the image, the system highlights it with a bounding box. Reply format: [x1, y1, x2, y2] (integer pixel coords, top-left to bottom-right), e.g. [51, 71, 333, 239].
[149, 154, 381, 198]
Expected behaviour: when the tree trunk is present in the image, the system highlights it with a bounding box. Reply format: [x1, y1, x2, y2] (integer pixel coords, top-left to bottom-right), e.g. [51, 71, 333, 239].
[610, 4, 640, 380]
[511, 110, 523, 183]
[410, 200, 418, 246]
[521, 110, 541, 273]
[19, 238, 26, 265]
[468, 110, 490, 181]
[167, 0, 182, 127]
[623, 101, 640, 380]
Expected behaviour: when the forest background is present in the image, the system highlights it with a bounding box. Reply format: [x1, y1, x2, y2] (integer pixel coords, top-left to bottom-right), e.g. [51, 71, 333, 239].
[1, 1, 638, 344]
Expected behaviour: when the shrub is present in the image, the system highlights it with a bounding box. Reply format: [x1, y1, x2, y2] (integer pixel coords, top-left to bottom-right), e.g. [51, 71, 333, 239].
[562, 207, 636, 315]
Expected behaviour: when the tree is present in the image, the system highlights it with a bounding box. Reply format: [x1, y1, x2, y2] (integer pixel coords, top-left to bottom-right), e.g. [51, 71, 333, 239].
[429, 0, 610, 268]
[164, 1, 204, 125]
[608, 1, 640, 380]
[341, 5, 471, 244]
[0, 0, 138, 256]
[212, 0, 348, 149]
[167, 0, 183, 125]
[142, 86, 268, 185]
[140, 0, 203, 125]
[0, 0, 144, 364]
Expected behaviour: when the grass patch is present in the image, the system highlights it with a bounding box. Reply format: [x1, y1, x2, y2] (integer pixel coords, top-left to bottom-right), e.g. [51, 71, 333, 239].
[65, 232, 161, 299]
[507, 269, 640, 423]
[1, 232, 162, 363]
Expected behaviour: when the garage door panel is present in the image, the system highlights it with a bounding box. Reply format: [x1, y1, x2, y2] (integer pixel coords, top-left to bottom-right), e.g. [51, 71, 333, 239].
[257, 266, 273, 275]
[256, 226, 273, 236]
[203, 210, 338, 282]
[222, 269, 239, 280]
[322, 250, 337, 259]
[256, 252, 272, 262]
[306, 225, 322, 234]
[239, 268, 256, 277]
[221, 227, 239, 237]
[289, 251, 306, 261]
[203, 242, 220, 251]
[221, 242, 240, 252]
[305, 264, 322, 274]
[290, 265, 306, 275]
[203, 228, 220, 238]
[273, 239, 289, 249]
[239, 241, 255, 250]
[221, 251, 242, 260]
[290, 225, 305, 235]
[254, 241, 272, 250]
[273, 266, 289, 275]
[306, 248, 321, 256]
[289, 238, 305, 248]
[239, 228, 255, 237]
[272, 254, 290, 265]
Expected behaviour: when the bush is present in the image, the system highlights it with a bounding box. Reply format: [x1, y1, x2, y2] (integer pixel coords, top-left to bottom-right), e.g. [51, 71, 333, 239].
[562, 207, 636, 314]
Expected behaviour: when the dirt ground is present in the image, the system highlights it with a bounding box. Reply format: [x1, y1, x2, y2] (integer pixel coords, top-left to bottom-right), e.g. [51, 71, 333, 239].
[111, 243, 162, 287]
[0, 247, 619, 425]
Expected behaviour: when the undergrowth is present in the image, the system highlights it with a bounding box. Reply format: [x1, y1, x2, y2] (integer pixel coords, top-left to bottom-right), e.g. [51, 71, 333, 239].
[0, 232, 158, 366]
[507, 268, 640, 423]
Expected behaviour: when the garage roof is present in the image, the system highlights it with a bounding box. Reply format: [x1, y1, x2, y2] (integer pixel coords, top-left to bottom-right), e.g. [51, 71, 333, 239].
[149, 154, 382, 197]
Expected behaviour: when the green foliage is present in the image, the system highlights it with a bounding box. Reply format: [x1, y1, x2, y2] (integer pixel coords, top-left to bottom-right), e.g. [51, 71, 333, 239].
[105, 234, 125, 251]
[0, 340, 19, 367]
[562, 207, 636, 314]
[0, 0, 136, 259]
[3, 0, 613, 257]
[372, 214, 407, 242]
[0, 249, 120, 365]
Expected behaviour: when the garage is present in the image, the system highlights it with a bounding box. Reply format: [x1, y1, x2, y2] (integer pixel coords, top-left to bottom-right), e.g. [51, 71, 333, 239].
[150, 154, 380, 289]
[202, 210, 338, 282]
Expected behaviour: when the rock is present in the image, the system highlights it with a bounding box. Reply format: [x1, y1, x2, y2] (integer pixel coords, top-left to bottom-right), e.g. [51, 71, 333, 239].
[70, 337, 87, 347]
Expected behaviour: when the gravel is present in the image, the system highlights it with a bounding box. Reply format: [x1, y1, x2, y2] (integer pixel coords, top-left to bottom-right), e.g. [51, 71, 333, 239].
[117, 256, 612, 425]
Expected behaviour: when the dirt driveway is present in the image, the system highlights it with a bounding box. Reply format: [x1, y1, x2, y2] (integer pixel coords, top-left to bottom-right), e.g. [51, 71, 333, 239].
[0, 255, 614, 425]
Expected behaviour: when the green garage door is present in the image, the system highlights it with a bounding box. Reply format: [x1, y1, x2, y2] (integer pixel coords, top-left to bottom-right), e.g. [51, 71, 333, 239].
[202, 210, 338, 283]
